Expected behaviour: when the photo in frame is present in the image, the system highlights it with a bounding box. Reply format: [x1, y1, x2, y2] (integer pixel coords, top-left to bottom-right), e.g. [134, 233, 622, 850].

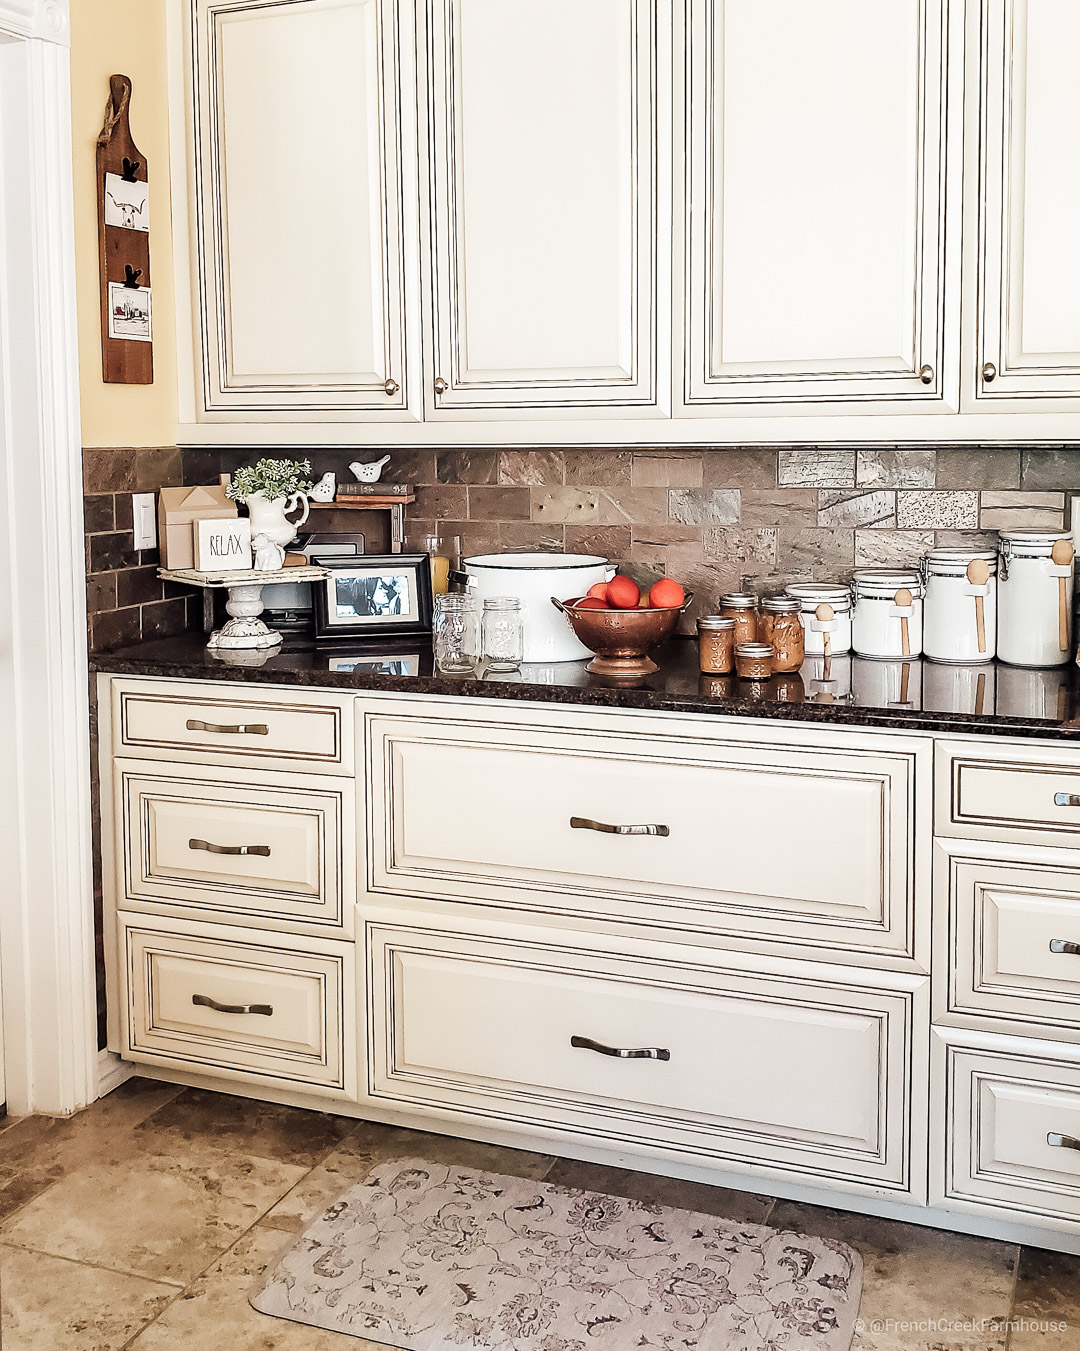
[312, 553, 433, 640]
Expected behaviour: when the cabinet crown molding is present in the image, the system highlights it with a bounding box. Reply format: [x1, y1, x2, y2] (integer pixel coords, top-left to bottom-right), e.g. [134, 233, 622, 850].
[0, 0, 68, 43]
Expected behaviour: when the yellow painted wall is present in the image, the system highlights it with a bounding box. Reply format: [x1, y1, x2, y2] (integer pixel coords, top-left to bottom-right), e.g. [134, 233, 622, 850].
[70, 0, 178, 448]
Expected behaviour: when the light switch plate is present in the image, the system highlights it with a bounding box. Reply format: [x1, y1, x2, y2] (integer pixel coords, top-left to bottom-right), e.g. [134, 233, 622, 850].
[132, 492, 157, 551]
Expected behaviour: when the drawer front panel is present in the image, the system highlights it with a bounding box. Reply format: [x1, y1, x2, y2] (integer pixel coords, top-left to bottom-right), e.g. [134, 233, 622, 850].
[112, 678, 351, 774]
[941, 1040, 1080, 1222]
[122, 919, 352, 1093]
[367, 918, 921, 1190]
[118, 765, 349, 929]
[945, 850, 1080, 1037]
[368, 714, 916, 960]
[937, 742, 1080, 849]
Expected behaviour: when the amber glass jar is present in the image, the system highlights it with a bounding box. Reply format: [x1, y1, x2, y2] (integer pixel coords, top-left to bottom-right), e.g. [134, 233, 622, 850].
[757, 595, 805, 671]
[735, 641, 774, 680]
[719, 593, 758, 647]
[697, 615, 735, 674]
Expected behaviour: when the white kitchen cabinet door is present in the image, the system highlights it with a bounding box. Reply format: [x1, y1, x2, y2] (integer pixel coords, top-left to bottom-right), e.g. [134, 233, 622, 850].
[973, 0, 1080, 403]
[422, 0, 665, 415]
[186, 0, 418, 417]
[683, 0, 960, 410]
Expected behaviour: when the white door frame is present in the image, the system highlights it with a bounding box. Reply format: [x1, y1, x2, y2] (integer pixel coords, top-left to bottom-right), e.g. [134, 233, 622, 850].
[0, 0, 99, 1116]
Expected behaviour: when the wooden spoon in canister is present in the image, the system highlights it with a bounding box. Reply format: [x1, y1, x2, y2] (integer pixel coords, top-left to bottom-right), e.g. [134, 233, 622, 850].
[966, 558, 990, 655]
[815, 602, 834, 657]
[895, 588, 913, 657]
[1052, 539, 1074, 652]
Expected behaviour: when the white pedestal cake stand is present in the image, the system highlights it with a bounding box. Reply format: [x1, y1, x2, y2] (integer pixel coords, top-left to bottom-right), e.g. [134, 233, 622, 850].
[159, 566, 330, 650]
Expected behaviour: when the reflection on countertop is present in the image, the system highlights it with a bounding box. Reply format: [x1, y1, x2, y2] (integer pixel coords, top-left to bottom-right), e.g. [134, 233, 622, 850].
[89, 631, 1080, 740]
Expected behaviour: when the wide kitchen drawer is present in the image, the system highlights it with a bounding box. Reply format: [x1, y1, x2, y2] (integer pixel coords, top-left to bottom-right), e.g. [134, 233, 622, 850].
[939, 845, 1080, 1039]
[936, 740, 1080, 850]
[119, 916, 354, 1095]
[366, 912, 925, 1192]
[365, 707, 920, 963]
[115, 762, 352, 932]
[937, 1035, 1080, 1225]
[108, 676, 353, 775]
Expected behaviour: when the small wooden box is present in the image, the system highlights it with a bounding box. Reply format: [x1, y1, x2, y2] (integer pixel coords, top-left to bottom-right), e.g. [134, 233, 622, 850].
[158, 485, 237, 569]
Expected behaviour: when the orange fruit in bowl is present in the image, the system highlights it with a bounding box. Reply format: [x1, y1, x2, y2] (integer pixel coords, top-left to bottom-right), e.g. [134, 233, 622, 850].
[586, 582, 610, 601]
[606, 574, 641, 609]
[574, 596, 609, 610]
[648, 578, 685, 609]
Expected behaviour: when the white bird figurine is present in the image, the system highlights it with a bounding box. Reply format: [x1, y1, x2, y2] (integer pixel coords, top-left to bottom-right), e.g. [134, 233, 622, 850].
[310, 471, 336, 502]
[349, 454, 391, 484]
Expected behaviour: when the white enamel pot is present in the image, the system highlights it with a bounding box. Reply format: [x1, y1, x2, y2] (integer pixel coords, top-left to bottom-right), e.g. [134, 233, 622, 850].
[458, 553, 615, 662]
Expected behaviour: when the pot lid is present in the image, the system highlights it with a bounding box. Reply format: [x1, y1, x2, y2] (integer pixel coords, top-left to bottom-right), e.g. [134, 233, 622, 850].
[463, 552, 607, 570]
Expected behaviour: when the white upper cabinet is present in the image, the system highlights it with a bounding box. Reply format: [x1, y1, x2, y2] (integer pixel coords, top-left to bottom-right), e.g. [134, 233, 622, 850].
[184, 0, 419, 418]
[682, 0, 961, 411]
[422, 0, 666, 416]
[973, 0, 1080, 404]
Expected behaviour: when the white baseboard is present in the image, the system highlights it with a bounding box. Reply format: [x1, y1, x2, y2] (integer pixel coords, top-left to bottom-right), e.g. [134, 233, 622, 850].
[97, 1049, 135, 1099]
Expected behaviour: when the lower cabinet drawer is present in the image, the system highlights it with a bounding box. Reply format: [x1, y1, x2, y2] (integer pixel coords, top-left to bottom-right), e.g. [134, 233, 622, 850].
[366, 914, 925, 1193]
[120, 917, 355, 1097]
[939, 1036, 1080, 1223]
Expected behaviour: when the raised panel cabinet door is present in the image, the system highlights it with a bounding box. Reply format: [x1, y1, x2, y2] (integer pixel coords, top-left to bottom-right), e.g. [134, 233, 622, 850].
[423, 0, 664, 414]
[188, 0, 417, 416]
[684, 0, 959, 409]
[974, 0, 1080, 402]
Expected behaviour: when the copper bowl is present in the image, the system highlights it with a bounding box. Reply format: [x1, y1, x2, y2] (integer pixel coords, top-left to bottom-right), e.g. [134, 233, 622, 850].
[551, 593, 694, 677]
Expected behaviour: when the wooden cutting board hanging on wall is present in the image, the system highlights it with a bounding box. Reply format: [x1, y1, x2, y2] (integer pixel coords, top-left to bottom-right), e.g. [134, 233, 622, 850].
[96, 74, 153, 384]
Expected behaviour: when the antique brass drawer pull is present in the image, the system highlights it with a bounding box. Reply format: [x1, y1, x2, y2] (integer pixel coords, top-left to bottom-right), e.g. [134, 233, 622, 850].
[571, 1035, 670, 1062]
[185, 718, 269, 736]
[1054, 793, 1080, 808]
[192, 993, 273, 1017]
[188, 838, 271, 858]
[1047, 1132, 1080, 1152]
[570, 816, 670, 837]
[1050, 939, 1080, 956]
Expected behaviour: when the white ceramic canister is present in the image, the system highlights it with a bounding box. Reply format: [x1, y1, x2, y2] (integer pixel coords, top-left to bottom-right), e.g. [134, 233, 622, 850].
[995, 663, 1071, 721]
[784, 583, 853, 656]
[851, 569, 924, 659]
[799, 653, 853, 703]
[851, 656, 923, 710]
[921, 548, 998, 664]
[922, 661, 996, 716]
[997, 530, 1075, 668]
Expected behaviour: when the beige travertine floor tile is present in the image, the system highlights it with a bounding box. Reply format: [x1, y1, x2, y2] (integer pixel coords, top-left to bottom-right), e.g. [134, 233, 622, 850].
[128, 1225, 368, 1349]
[0, 1136, 305, 1284]
[542, 1157, 775, 1225]
[263, 1120, 555, 1233]
[1006, 1246, 1080, 1350]
[768, 1201, 1018, 1351]
[0, 1244, 176, 1350]
[135, 1087, 356, 1169]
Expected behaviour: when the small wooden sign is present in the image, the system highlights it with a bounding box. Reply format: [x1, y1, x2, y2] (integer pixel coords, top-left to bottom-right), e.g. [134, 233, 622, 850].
[194, 518, 254, 573]
[97, 75, 152, 384]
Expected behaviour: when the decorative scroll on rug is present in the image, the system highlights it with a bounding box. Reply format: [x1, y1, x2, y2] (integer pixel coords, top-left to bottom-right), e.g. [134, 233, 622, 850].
[251, 1158, 863, 1351]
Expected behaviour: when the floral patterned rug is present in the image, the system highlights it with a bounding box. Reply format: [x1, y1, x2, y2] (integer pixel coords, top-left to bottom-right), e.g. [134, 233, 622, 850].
[251, 1158, 863, 1351]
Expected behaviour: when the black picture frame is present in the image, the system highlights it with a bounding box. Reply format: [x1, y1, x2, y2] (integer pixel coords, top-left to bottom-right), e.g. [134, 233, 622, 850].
[311, 552, 433, 640]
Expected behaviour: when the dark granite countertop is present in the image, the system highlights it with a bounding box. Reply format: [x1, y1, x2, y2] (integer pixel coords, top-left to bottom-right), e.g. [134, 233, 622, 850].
[88, 631, 1080, 741]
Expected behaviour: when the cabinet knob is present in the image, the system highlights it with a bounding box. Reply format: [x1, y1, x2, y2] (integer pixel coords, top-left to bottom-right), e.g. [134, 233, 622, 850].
[433, 377, 449, 396]
[383, 378, 399, 397]
[982, 362, 998, 383]
[919, 364, 934, 385]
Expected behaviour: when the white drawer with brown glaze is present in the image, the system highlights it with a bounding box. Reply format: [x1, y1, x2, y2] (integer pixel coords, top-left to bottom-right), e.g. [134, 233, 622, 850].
[365, 705, 924, 965]
[119, 916, 355, 1097]
[937, 1035, 1080, 1227]
[365, 911, 926, 1194]
[116, 762, 353, 933]
[109, 676, 353, 775]
[939, 844, 1080, 1040]
[936, 740, 1080, 850]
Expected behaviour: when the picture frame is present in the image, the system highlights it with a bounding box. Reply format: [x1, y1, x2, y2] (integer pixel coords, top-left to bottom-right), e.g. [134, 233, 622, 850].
[311, 552, 433, 640]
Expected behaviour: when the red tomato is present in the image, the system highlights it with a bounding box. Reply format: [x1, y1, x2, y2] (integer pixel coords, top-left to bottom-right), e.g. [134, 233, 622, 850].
[586, 582, 610, 601]
[574, 597, 610, 609]
[606, 574, 641, 609]
[649, 578, 686, 609]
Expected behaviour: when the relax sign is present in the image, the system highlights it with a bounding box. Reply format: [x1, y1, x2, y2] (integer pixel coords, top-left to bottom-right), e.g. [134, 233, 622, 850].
[194, 517, 253, 572]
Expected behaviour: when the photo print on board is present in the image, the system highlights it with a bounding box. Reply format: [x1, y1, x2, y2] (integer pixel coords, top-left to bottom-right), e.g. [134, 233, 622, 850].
[107, 281, 152, 342]
[103, 172, 149, 231]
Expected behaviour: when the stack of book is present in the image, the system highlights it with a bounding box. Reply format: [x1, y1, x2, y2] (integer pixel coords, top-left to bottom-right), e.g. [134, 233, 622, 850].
[336, 482, 411, 498]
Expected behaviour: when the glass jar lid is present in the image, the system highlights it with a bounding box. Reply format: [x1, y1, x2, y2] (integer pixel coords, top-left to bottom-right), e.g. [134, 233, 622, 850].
[698, 614, 735, 630]
[785, 582, 852, 612]
[482, 595, 521, 610]
[761, 594, 801, 613]
[924, 547, 998, 574]
[720, 592, 757, 609]
[852, 568, 923, 598]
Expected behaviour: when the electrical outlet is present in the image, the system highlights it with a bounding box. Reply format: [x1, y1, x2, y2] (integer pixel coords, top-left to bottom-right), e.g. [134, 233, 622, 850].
[132, 493, 157, 551]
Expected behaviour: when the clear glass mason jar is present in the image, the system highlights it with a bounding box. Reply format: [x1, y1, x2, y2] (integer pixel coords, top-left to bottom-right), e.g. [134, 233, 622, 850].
[481, 595, 523, 671]
[433, 593, 479, 673]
